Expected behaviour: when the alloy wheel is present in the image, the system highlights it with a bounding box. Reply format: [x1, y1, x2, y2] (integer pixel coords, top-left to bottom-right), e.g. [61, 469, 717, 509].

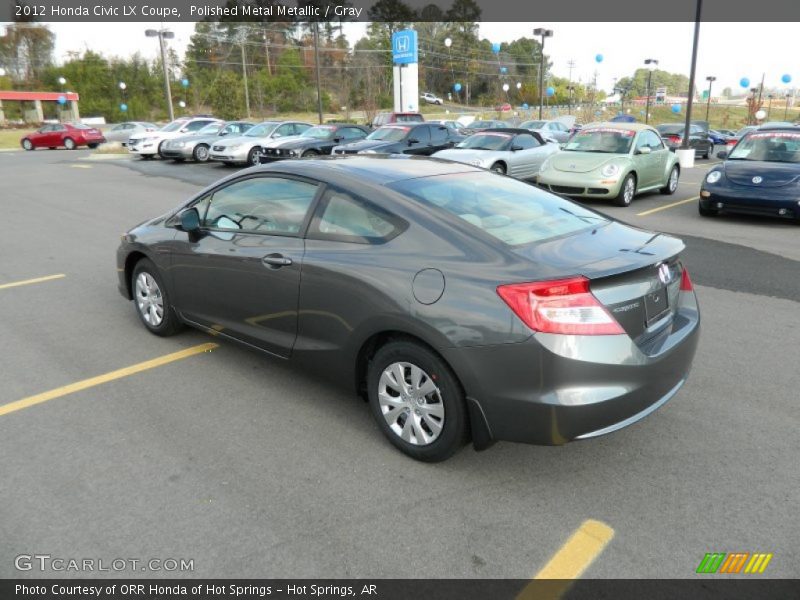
[669, 168, 679, 192]
[135, 272, 164, 327]
[378, 362, 445, 446]
[623, 177, 635, 204]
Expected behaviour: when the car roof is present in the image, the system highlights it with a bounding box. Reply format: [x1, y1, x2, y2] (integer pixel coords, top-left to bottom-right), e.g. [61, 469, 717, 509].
[582, 122, 654, 132]
[246, 155, 484, 184]
[752, 126, 800, 132]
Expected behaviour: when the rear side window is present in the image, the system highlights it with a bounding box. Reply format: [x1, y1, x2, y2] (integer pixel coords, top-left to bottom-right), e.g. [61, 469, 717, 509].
[397, 114, 423, 123]
[389, 173, 608, 246]
[308, 189, 405, 244]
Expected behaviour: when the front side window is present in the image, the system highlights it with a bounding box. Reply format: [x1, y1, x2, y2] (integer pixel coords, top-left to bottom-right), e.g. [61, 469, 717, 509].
[340, 127, 366, 140]
[245, 122, 279, 137]
[197, 123, 223, 135]
[309, 189, 403, 244]
[161, 120, 189, 133]
[367, 127, 410, 142]
[410, 126, 431, 144]
[201, 177, 319, 235]
[513, 134, 538, 150]
[456, 133, 512, 151]
[390, 172, 608, 246]
[185, 120, 214, 132]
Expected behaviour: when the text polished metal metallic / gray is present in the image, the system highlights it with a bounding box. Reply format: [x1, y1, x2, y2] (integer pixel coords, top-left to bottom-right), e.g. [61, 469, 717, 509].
[116, 156, 700, 461]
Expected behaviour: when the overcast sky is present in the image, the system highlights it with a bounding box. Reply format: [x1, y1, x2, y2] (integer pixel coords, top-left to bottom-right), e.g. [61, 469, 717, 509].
[17, 21, 799, 95]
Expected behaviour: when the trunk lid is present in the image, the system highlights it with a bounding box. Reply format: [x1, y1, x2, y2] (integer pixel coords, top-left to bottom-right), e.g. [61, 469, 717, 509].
[513, 222, 686, 343]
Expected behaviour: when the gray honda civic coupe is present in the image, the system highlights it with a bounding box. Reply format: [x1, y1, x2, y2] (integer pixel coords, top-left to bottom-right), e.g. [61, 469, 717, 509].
[117, 156, 700, 462]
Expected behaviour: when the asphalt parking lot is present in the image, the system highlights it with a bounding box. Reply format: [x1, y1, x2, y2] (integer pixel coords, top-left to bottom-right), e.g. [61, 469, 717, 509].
[1, 149, 798, 580]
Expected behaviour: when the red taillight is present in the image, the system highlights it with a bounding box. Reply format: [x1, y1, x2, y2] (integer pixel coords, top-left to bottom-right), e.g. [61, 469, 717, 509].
[680, 266, 694, 291]
[668, 134, 681, 143]
[496, 276, 624, 336]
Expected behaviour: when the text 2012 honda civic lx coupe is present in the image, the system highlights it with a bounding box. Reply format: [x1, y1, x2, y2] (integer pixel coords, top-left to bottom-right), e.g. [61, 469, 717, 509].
[117, 156, 700, 462]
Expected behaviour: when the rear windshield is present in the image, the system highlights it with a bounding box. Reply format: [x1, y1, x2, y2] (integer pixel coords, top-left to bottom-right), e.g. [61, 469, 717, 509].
[389, 172, 608, 246]
[395, 114, 424, 122]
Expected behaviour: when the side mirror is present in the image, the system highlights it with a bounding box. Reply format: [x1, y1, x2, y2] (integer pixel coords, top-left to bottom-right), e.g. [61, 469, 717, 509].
[408, 138, 419, 145]
[637, 146, 652, 155]
[716, 150, 728, 159]
[333, 136, 343, 143]
[510, 145, 524, 152]
[179, 207, 201, 232]
[272, 133, 282, 139]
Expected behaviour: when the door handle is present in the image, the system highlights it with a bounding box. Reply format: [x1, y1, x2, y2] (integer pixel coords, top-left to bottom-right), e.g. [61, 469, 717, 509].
[261, 253, 292, 268]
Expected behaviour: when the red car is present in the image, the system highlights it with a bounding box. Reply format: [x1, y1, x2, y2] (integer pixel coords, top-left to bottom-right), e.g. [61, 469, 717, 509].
[20, 123, 106, 151]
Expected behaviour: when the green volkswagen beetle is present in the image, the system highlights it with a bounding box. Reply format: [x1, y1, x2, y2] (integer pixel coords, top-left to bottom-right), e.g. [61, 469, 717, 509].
[536, 122, 681, 207]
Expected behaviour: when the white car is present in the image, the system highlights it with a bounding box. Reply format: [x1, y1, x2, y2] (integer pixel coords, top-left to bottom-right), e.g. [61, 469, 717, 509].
[421, 92, 443, 105]
[127, 117, 221, 159]
[208, 121, 312, 166]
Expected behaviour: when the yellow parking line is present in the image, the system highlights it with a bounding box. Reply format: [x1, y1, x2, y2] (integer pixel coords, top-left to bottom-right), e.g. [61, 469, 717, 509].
[0, 343, 218, 418]
[0, 274, 66, 291]
[517, 519, 615, 600]
[637, 196, 699, 217]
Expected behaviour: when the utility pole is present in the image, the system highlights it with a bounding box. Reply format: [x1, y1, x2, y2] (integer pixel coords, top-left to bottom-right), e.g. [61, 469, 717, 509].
[644, 58, 659, 124]
[533, 28, 553, 120]
[237, 27, 251, 118]
[567, 59, 576, 114]
[680, 0, 702, 151]
[313, 21, 323, 124]
[705, 76, 716, 121]
[146, 29, 175, 121]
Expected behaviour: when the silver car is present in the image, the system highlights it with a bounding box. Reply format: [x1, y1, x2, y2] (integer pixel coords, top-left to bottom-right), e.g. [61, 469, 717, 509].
[209, 121, 313, 166]
[159, 121, 254, 162]
[519, 116, 576, 144]
[432, 128, 559, 179]
[104, 121, 158, 146]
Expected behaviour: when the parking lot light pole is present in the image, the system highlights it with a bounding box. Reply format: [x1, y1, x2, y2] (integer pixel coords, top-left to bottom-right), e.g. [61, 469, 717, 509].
[785, 93, 792, 120]
[533, 28, 553, 120]
[705, 76, 716, 121]
[766, 94, 773, 118]
[644, 58, 658, 124]
[145, 29, 175, 122]
[681, 0, 702, 152]
[313, 21, 323, 125]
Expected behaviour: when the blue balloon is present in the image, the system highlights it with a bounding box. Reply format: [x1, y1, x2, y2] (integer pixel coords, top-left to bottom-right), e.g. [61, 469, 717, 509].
[500, 67, 507, 74]
[739, 77, 750, 88]
[522, 103, 529, 109]
[546, 86, 555, 97]
[491, 42, 501, 54]
[120, 103, 128, 112]
[453, 83, 462, 92]
[782, 74, 792, 84]
[595, 54, 603, 63]
[671, 103, 681, 113]
[181, 78, 189, 88]
[57, 95, 67, 105]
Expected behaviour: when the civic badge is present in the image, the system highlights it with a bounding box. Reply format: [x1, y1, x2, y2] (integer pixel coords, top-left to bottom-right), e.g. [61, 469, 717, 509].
[752, 176, 763, 184]
[658, 263, 672, 285]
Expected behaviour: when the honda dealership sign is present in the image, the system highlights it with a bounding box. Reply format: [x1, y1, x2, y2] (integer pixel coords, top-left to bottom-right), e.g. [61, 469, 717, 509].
[391, 30, 419, 112]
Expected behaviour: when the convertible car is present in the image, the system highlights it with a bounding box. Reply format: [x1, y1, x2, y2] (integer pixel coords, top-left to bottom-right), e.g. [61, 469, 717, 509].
[432, 128, 558, 179]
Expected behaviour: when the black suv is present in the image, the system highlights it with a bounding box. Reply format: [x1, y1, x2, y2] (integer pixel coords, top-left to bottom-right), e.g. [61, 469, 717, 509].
[332, 123, 463, 156]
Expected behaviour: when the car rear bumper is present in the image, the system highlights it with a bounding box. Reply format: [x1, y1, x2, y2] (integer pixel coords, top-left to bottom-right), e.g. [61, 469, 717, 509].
[442, 298, 700, 446]
[700, 189, 800, 218]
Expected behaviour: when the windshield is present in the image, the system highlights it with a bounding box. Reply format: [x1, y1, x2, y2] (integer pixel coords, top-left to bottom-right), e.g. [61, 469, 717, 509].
[197, 123, 223, 135]
[389, 172, 608, 246]
[367, 127, 410, 142]
[728, 131, 800, 163]
[245, 122, 279, 137]
[564, 128, 635, 154]
[160, 120, 189, 133]
[302, 125, 336, 139]
[456, 133, 512, 151]
[521, 121, 546, 129]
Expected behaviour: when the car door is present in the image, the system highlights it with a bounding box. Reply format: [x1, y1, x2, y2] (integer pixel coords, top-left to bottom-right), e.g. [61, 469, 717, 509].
[169, 175, 321, 358]
[642, 129, 671, 184]
[632, 131, 660, 188]
[508, 133, 546, 179]
[690, 125, 708, 154]
[429, 125, 451, 153]
[29, 125, 51, 147]
[404, 125, 432, 155]
[50, 124, 68, 146]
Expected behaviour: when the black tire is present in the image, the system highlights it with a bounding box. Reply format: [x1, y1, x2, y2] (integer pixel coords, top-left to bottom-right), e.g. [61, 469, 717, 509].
[63, 137, 76, 150]
[614, 173, 636, 207]
[367, 339, 469, 462]
[223, 161, 235, 167]
[193, 144, 210, 162]
[699, 204, 718, 217]
[703, 143, 713, 159]
[490, 162, 506, 175]
[130, 258, 184, 337]
[661, 165, 680, 195]
[87, 143, 99, 149]
[157, 141, 168, 159]
[247, 147, 261, 166]
[140, 154, 154, 160]
[172, 158, 185, 163]
[21, 139, 34, 151]
[302, 149, 320, 158]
